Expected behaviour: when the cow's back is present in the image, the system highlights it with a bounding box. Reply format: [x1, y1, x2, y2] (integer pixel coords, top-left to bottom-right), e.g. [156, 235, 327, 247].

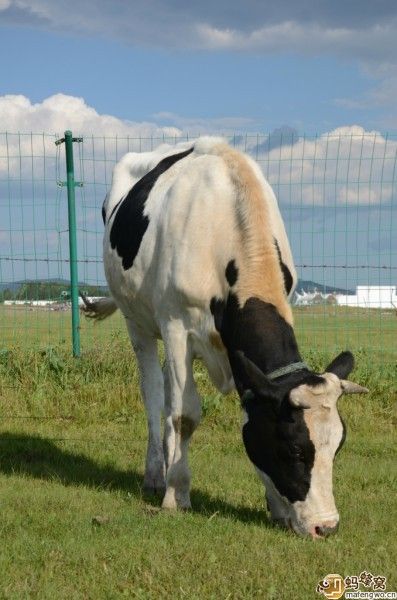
[103, 137, 296, 334]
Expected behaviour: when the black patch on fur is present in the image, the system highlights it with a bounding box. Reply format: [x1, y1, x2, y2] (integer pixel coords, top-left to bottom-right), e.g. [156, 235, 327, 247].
[243, 396, 315, 502]
[225, 260, 238, 287]
[210, 297, 225, 333]
[110, 147, 193, 270]
[336, 416, 346, 455]
[109, 198, 122, 222]
[209, 292, 328, 502]
[101, 200, 106, 225]
[210, 294, 302, 389]
[235, 350, 324, 402]
[274, 238, 293, 296]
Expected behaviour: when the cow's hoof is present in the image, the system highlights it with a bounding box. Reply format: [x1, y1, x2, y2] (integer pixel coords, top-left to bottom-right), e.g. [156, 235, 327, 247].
[143, 469, 166, 496]
[176, 500, 191, 511]
[175, 491, 192, 510]
[143, 472, 165, 498]
[162, 487, 177, 510]
[143, 483, 166, 497]
[162, 490, 192, 511]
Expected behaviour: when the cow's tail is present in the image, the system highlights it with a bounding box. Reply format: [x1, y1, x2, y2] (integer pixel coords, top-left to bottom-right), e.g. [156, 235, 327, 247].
[80, 293, 118, 321]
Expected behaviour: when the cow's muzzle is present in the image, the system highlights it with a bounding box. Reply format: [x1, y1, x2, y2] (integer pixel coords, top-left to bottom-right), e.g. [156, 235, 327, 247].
[310, 521, 339, 539]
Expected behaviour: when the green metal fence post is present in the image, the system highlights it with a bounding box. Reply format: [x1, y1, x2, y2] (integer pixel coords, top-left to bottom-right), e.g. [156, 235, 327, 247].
[55, 130, 82, 357]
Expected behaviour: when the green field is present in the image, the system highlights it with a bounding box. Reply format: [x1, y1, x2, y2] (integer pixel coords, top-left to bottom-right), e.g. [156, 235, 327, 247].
[1, 303, 396, 361]
[0, 305, 396, 599]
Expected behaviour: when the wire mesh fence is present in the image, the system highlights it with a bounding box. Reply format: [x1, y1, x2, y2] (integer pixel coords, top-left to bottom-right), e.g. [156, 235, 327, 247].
[0, 130, 396, 364]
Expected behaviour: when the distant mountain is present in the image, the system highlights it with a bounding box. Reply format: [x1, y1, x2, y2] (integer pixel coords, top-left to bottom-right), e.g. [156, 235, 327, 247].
[0, 279, 108, 292]
[0, 277, 354, 297]
[0, 279, 109, 300]
[296, 279, 354, 295]
[0, 278, 68, 292]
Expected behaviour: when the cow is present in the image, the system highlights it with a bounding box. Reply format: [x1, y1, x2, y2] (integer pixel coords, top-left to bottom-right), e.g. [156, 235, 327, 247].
[84, 137, 368, 538]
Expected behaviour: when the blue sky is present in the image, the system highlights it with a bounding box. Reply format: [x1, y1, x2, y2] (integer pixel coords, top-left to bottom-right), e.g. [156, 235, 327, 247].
[0, 0, 396, 133]
[0, 26, 378, 132]
[0, 1, 396, 290]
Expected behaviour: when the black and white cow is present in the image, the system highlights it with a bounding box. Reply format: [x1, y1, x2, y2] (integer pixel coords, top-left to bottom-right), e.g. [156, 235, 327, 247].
[85, 137, 368, 538]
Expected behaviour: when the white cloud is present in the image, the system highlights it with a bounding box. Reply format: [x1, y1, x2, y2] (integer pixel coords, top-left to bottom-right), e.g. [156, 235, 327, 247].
[2, 1, 397, 63]
[196, 20, 397, 63]
[0, 93, 182, 179]
[194, 22, 397, 117]
[0, 93, 181, 138]
[3, 2, 397, 116]
[258, 125, 397, 206]
[0, 94, 395, 287]
[0, 94, 396, 208]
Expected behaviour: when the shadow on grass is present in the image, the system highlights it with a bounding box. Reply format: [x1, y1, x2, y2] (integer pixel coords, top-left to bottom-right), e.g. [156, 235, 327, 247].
[0, 432, 270, 527]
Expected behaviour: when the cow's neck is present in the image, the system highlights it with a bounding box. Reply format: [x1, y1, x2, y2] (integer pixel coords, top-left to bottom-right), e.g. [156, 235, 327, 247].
[211, 294, 301, 384]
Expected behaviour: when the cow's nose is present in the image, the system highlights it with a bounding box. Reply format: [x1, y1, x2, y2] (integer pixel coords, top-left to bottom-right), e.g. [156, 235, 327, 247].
[314, 521, 339, 538]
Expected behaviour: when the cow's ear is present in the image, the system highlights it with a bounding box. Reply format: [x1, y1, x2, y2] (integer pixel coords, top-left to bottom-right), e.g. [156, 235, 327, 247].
[325, 351, 354, 379]
[233, 351, 277, 399]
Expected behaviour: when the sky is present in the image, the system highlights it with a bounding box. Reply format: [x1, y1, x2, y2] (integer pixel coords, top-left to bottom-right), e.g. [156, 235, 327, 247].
[0, 0, 396, 290]
[1, 0, 397, 132]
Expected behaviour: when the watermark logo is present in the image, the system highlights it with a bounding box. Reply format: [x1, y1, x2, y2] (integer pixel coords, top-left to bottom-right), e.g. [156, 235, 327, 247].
[317, 572, 395, 599]
[316, 574, 345, 600]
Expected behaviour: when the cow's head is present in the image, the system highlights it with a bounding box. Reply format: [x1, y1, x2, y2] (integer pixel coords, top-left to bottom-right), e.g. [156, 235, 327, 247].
[235, 351, 368, 538]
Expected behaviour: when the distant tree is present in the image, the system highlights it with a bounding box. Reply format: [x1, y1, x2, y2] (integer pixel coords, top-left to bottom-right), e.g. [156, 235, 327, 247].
[0, 280, 109, 302]
[1, 288, 14, 302]
[15, 281, 65, 301]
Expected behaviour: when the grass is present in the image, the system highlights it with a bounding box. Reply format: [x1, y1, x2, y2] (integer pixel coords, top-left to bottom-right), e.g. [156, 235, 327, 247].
[0, 307, 396, 599]
[1, 304, 396, 360]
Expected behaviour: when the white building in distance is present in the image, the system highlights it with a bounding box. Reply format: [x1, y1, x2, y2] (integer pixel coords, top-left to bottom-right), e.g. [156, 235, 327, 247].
[3, 299, 57, 307]
[336, 285, 397, 309]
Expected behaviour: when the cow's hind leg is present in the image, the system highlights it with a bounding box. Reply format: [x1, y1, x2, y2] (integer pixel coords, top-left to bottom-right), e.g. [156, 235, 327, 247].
[125, 319, 165, 494]
[162, 363, 175, 473]
[161, 322, 201, 510]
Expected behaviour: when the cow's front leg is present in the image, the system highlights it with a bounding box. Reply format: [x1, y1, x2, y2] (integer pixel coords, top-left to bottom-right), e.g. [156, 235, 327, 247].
[161, 323, 201, 510]
[125, 319, 166, 494]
